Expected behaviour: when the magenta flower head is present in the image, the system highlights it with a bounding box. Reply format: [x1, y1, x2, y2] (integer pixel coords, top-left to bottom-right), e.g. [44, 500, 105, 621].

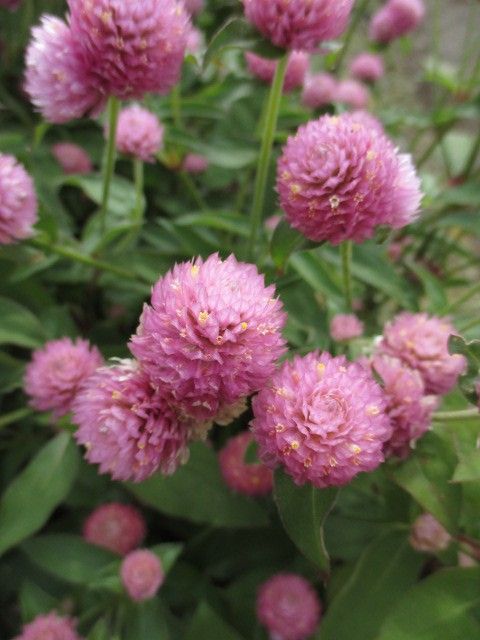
[330, 314, 364, 342]
[335, 79, 370, 109]
[52, 142, 92, 175]
[0, 154, 37, 245]
[24, 338, 103, 419]
[301, 72, 337, 109]
[68, 0, 189, 100]
[14, 613, 82, 640]
[251, 352, 392, 488]
[219, 431, 273, 497]
[349, 52, 385, 83]
[83, 502, 146, 556]
[182, 153, 209, 174]
[183, 0, 204, 16]
[25, 16, 100, 124]
[256, 573, 321, 640]
[245, 51, 309, 93]
[0, 0, 21, 10]
[370, 0, 426, 44]
[276, 112, 422, 245]
[130, 254, 287, 421]
[73, 360, 193, 482]
[113, 105, 164, 163]
[243, 0, 354, 51]
[377, 312, 466, 395]
[409, 513, 451, 553]
[121, 549, 164, 602]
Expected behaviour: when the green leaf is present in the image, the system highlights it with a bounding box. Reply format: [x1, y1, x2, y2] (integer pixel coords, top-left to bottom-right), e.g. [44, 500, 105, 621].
[123, 599, 171, 640]
[19, 581, 57, 622]
[270, 220, 310, 270]
[0, 434, 79, 557]
[405, 259, 447, 313]
[452, 449, 480, 483]
[150, 543, 183, 575]
[175, 212, 249, 238]
[448, 335, 480, 404]
[203, 17, 257, 69]
[289, 251, 343, 302]
[376, 568, 480, 640]
[0, 296, 47, 349]
[126, 443, 269, 528]
[184, 602, 245, 640]
[319, 530, 423, 640]
[274, 470, 337, 571]
[165, 128, 257, 169]
[87, 619, 111, 640]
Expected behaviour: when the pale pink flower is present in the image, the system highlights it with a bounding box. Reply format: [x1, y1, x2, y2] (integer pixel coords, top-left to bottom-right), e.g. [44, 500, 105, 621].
[245, 51, 309, 93]
[130, 254, 287, 420]
[370, 0, 426, 44]
[301, 72, 337, 109]
[251, 352, 392, 488]
[0, 154, 37, 244]
[51, 142, 92, 174]
[409, 513, 451, 552]
[113, 105, 164, 163]
[458, 551, 478, 568]
[335, 79, 370, 109]
[121, 549, 164, 602]
[182, 153, 209, 174]
[183, 0, 204, 16]
[186, 26, 204, 54]
[277, 112, 422, 244]
[14, 613, 82, 640]
[330, 314, 364, 341]
[83, 503, 146, 556]
[349, 52, 384, 83]
[24, 338, 103, 419]
[219, 432, 273, 496]
[257, 573, 321, 640]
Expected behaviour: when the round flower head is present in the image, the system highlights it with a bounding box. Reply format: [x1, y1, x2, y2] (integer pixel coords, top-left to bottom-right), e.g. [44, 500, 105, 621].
[186, 26, 204, 55]
[276, 112, 422, 245]
[349, 52, 385, 83]
[68, 0, 189, 100]
[371, 355, 437, 458]
[112, 105, 164, 163]
[183, 0, 204, 16]
[370, 0, 426, 44]
[330, 314, 364, 342]
[83, 502, 146, 556]
[182, 153, 209, 174]
[256, 573, 321, 640]
[121, 549, 164, 602]
[73, 360, 192, 482]
[251, 352, 392, 488]
[14, 613, 82, 640]
[0, 154, 37, 245]
[377, 313, 466, 395]
[130, 254, 287, 420]
[409, 513, 451, 553]
[219, 431, 273, 496]
[0, 0, 21, 9]
[335, 79, 370, 109]
[301, 72, 337, 109]
[243, 0, 354, 51]
[52, 142, 92, 175]
[245, 51, 309, 93]
[25, 16, 101, 124]
[24, 338, 103, 419]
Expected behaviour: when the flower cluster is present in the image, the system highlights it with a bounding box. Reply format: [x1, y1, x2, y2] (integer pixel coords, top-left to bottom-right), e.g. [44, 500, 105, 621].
[51, 142, 92, 175]
[302, 72, 337, 108]
[409, 513, 451, 553]
[349, 52, 385, 83]
[219, 431, 273, 496]
[0, 153, 37, 245]
[330, 314, 364, 342]
[83, 502, 146, 555]
[121, 549, 164, 602]
[370, 0, 426, 44]
[245, 51, 309, 93]
[14, 613, 82, 640]
[112, 105, 164, 163]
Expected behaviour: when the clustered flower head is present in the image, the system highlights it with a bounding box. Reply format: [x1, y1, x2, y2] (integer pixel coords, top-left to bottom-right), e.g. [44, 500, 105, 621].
[113, 105, 164, 163]
[183, 0, 204, 16]
[245, 51, 309, 93]
[218, 431, 273, 496]
[243, 0, 354, 51]
[83, 502, 146, 555]
[182, 153, 209, 174]
[302, 72, 337, 109]
[0, 153, 37, 245]
[336, 79, 370, 109]
[73, 360, 192, 482]
[251, 352, 392, 488]
[409, 513, 451, 553]
[370, 0, 426, 44]
[24, 338, 103, 419]
[277, 112, 422, 245]
[14, 612, 82, 640]
[330, 313, 364, 342]
[186, 25, 204, 55]
[51, 142, 92, 174]
[377, 312, 466, 395]
[129, 253, 287, 421]
[349, 52, 385, 83]
[120, 549, 164, 602]
[256, 573, 322, 640]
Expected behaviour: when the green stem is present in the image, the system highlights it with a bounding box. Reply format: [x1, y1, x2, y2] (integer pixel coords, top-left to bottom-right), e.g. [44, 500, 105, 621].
[333, 0, 370, 73]
[248, 54, 288, 258]
[416, 125, 453, 168]
[442, 280, 480, 315]
[0, 407, 34, 430]
[100, 96, 120, 233]
[461, 127, 480, 179]
[171, 84, 182, 129]
[133, 158, 144, 224]
[432, 408, 479, 423]
[180, 171, 207, 211]
[341, 241, 353, 311]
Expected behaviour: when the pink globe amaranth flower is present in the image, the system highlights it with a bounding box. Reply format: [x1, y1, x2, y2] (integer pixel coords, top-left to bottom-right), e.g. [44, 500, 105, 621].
[83, 502, 146, 556]
[377, 312, 467, 395]
[186, 26, 204, 55]
[0, 0, 21, 10]
[369, 0, 426, 44]
[0, 154, 37, 245]
[24, 16, 101, 124]
[349, 52, 385, 83]
[243, 0, 354, 52]
[245, 51, 309, 93]
[330, 314, 364, 341]
[121, 549, 164, 602]
[112, 105, 164, 163]
[24, 338, 103, 419]
[73, 360, 193, 482]
[371, 355, 438, 458]
[219, 431, 273, 497]
[335, 79, 370, 109]
[301, 72, 337, 109]
[409, 513, 451, 552]
[182, 153, 209, 174]
[276, 112, 422, 245]
[256, 573, 321, 640]
[51, 142, 92, 175]
[183, 0, 204, 16]
[14, 613, 82, 640]
[130, 254, 287, 421]
[251, 352, 392, 488]
[68, 0, 189, 100]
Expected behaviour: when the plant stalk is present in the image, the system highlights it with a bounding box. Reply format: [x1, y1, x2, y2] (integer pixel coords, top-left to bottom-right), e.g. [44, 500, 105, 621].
[341, 241, 353, 311]
[100, 96, 121, 233]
